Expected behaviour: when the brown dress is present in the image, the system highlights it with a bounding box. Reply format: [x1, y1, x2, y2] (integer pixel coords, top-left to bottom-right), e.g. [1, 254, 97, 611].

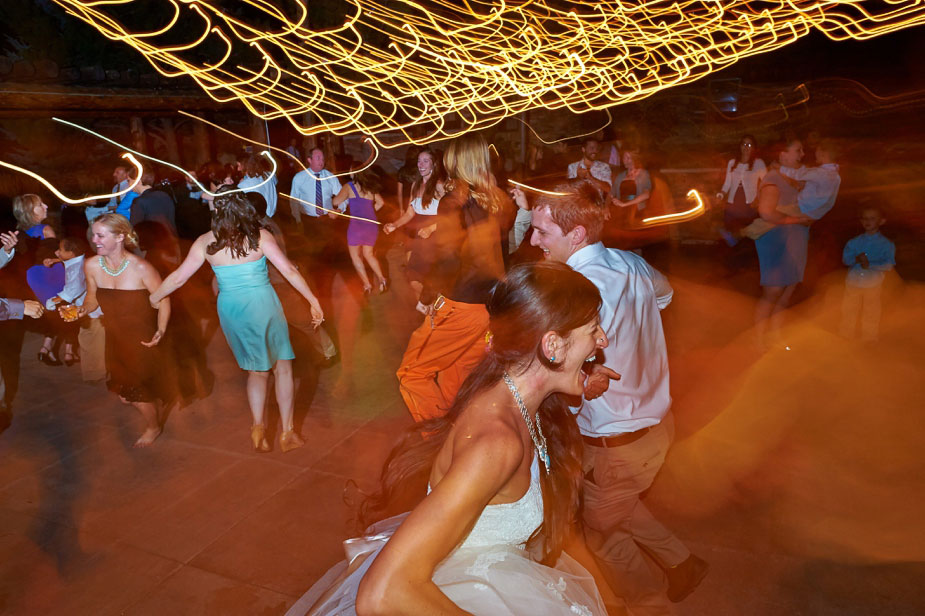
[97, 288, 163, 403]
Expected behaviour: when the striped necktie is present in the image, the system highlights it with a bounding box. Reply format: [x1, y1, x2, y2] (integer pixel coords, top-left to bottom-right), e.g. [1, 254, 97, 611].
[315, 176, 324, 216]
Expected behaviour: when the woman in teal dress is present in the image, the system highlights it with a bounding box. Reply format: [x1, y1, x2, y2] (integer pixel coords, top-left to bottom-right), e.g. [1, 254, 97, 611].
[151, 190, 323, 453]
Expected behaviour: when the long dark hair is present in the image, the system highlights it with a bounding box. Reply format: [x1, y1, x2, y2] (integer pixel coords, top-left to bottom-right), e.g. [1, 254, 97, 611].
[733, 134, 759, 171]
[359, 261, 602, 565]
[410, 148, 445, 211]
[207, 189, 261, 258]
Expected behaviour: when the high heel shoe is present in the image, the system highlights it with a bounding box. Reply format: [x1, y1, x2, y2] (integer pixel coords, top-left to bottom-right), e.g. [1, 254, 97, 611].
[38, 349, 62, 366]
[63, 353, 80, 367]
[250, 424, 271, 453]
[362, 284, 373, 296]
[378, 278, 388, 294]
[279, 430, 305, 453]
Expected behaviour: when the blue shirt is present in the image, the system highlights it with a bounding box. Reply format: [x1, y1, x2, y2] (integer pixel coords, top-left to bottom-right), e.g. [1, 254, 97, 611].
[843, 231, 895, 288]
[290, 169, 342, 217]
[116, 191, 139, 219]
[238, 174, 279, 217]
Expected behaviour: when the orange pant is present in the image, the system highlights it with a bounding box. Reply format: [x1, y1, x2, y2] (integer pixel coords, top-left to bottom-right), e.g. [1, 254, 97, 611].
[396, 299, 489, 422]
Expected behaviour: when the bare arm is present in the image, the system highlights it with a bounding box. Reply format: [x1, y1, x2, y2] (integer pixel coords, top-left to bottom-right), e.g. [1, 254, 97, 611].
[149, 234, 208, 306]
[384, 204, 416, 234]
[78, 260, 100, 317]
[756, 184, 809, 225]
[614, 190, 650, 208]
[260, 230, 323, 326]
[357, 428, 523, 615]
[373, 193, 384, 211]
[331, 183, 351, 207]
[141, 261, 170, 347]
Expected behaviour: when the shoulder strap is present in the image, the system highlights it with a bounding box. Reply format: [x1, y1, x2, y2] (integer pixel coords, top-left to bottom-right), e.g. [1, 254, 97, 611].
[349, 182, 359, 198]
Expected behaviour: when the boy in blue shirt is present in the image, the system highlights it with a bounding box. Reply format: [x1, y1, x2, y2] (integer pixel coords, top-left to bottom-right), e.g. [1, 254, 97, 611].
[840, 208, 895, 342]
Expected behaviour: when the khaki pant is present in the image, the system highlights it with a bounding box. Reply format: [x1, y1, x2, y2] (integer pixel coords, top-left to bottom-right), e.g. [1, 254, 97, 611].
[840, 282, 882, 342]
[78, 317, 107, 381]
[396, 299, 489, 422]
[582, 413, 690, 615]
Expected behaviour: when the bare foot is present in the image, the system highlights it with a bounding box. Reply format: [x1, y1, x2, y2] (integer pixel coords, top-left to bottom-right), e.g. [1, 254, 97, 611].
[134, 427, 162, 448]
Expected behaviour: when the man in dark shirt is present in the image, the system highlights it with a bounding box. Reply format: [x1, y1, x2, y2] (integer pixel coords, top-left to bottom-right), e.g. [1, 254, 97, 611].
[129, 170, 178, 236]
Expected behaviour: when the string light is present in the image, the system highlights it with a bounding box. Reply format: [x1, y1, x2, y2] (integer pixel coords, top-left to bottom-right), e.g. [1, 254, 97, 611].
[281, 192, 383, 224]
[176, 111, 381, 179]
[52, 117, 277, 197]
[0, 152, 142, 205]
[507, 179, 569, 196]
[50, 0, 925, 147]
[639, 189, 705, 227]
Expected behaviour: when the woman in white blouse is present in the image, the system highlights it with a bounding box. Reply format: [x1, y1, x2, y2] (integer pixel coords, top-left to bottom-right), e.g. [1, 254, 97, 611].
[717, 135, 766, 234]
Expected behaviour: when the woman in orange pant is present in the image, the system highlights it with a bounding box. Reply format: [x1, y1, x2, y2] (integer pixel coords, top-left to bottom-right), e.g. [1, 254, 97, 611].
[396, 133, 512, 422]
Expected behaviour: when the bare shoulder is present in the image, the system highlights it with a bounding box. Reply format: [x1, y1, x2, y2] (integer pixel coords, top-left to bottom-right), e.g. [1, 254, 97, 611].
[450, 388, 524, 469]
[84, 254, 101, 272]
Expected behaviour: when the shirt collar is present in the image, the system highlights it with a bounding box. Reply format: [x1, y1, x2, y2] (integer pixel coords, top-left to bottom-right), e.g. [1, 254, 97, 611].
[63, 254, 85, 267]
[566, 242, 607, 268]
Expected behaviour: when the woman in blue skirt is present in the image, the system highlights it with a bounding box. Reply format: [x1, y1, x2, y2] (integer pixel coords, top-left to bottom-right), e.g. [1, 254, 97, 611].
[753, 138, 813, 348]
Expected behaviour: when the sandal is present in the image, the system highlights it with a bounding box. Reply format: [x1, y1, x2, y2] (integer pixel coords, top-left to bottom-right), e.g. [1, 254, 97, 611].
[38, 349, 62, 366]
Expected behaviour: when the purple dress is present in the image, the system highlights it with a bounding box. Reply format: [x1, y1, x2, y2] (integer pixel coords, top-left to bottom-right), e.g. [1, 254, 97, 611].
[345, 182, 378, 247]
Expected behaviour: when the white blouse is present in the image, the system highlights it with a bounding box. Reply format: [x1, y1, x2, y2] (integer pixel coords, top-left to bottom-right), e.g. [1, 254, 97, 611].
[721, 158, 767, 205]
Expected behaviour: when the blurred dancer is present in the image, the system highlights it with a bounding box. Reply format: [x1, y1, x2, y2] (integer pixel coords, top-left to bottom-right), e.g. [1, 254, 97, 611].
[396, 133, 511, 422]
[331, 169, 386, 294]
[150, 191, 323, 453]
[384, 147, 446, 306]
[75, 214, 169, 447]
[523, 181, 708, 613]
[840, 208, 895, 342]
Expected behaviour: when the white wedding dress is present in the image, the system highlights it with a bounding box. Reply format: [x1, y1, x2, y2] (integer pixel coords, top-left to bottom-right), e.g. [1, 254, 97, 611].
[285, 456, 606, 615]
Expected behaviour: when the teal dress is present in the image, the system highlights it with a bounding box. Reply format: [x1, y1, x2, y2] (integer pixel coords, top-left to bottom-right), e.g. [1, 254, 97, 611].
[213, 256, 294, 371]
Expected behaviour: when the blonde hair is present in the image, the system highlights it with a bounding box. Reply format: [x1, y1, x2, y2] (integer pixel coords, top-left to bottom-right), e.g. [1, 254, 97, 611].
[12, 194, 43, 230]
[443, 133, 503, 214]
[91, 213, 139, 251]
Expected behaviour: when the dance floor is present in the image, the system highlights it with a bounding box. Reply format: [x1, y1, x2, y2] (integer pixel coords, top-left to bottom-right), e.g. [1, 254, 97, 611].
[1, 241, 923, 615]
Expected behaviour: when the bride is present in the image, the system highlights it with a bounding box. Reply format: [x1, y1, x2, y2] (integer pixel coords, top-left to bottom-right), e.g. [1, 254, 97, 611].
[287, 261, 609, 615]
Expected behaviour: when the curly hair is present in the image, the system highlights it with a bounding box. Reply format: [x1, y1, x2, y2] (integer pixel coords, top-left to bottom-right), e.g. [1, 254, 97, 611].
[359, 261, 602, 565]
[208, 189, 261, 258]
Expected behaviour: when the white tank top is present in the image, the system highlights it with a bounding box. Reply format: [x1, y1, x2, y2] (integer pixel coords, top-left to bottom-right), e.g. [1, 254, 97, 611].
[410, 196, 440, 216]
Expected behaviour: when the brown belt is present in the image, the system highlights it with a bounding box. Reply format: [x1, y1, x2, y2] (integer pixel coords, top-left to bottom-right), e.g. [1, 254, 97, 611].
[582, 427, 650, 448]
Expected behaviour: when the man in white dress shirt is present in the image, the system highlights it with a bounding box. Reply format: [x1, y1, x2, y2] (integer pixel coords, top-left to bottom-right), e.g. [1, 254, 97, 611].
[522, 181, 707, 614]
[290, 147, 342, 260]
[86, 164, 129, 222]
[567, 138, 613, 196]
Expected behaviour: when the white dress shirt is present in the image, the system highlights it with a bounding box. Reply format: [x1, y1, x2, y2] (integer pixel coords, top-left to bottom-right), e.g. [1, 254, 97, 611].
[46, 254, 102, 317]
[567, 242, 673, 436]
[0, 246, 13, 270]
[290, 169, 343, 217]
[238, 174, 279, 218]
[780, 163, 841, 220]
[567, 160, 613, 185]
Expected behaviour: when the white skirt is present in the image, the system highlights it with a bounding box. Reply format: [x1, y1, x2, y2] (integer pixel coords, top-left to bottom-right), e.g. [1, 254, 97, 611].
[285, 513, 607, 615]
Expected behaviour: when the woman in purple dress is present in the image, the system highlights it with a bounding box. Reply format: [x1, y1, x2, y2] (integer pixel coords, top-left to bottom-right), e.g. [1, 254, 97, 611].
[332, 169, 387, 294]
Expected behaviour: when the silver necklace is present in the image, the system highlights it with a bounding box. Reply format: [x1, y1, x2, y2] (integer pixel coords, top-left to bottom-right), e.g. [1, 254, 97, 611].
[99, 256, 129, 276]
[502, 373, 550, 473]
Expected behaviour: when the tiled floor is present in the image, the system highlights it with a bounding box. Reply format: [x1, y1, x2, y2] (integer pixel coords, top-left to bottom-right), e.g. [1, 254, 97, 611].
[2, 251, 923, 615]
